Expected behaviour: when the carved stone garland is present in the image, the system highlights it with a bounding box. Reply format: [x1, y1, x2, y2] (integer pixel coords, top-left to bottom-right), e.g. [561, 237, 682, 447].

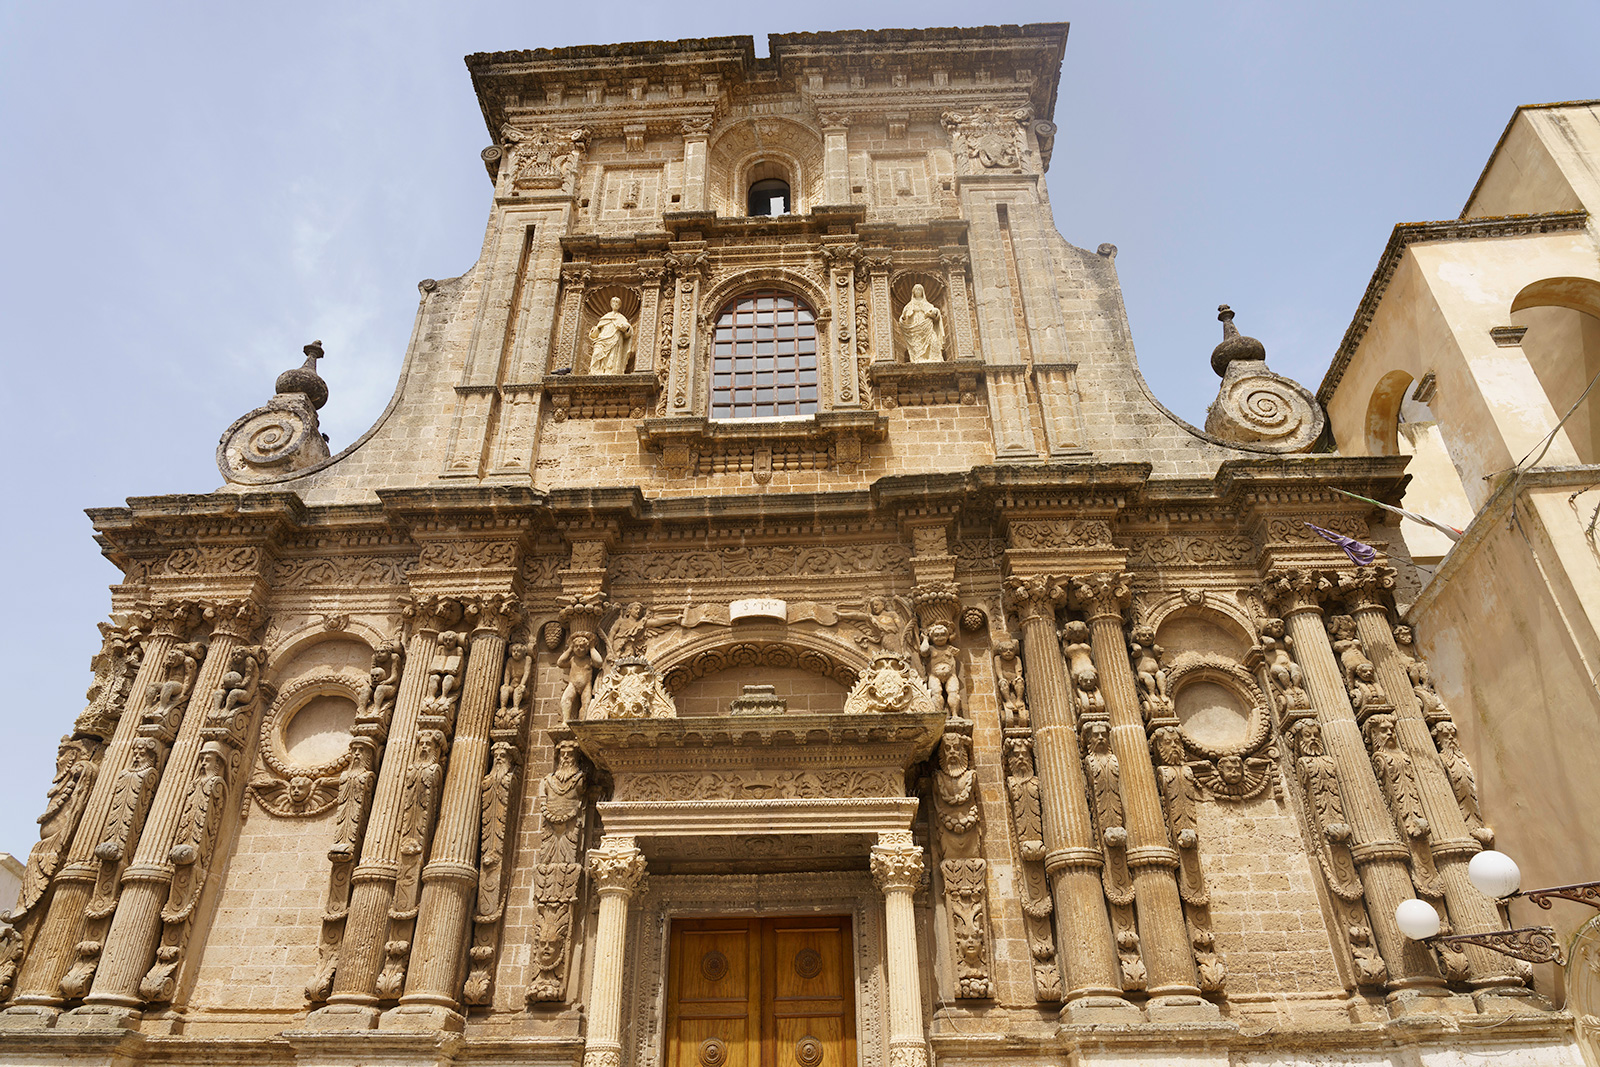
[139, 643, 269, 1002]
[525, 738, 589, 1004]
[248, 671, 365, 818]
[306, 640, 402, 1002]
[931, 726, 991, 998]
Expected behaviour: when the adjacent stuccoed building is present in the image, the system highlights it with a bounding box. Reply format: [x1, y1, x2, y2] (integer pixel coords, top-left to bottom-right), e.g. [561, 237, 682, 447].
[0, 24, 1585, 1067]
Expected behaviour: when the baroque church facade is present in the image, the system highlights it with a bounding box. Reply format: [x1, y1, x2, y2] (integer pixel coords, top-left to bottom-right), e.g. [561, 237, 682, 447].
[0, 24, 1586, 1067]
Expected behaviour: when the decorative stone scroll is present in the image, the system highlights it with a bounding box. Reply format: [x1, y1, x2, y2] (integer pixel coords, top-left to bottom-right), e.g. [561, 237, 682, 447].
[1203, 306, 1323, 452]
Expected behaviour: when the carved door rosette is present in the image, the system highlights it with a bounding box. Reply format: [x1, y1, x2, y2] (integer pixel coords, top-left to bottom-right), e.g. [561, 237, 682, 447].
[931, 726, 992, 998]
[139, 643, 270, 1004]
[306, 640, 403, 1003]
[526, 738, 590, 1005]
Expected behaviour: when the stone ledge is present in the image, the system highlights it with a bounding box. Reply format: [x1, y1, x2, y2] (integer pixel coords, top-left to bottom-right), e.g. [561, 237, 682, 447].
[637, 410, 889, 480]
[541, 372, 660, 420]
[870, 360, 985, 408]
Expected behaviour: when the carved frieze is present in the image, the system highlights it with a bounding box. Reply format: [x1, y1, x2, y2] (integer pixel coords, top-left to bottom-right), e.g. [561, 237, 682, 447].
[614, 768, 900, 803]
[269, 555, 415, 589]
[1008, 519, 1114, 551]
[610, 543, 911, 583]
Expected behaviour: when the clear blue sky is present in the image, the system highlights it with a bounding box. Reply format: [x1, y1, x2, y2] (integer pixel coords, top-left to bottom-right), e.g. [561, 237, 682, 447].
[1, 0, 1595, 858]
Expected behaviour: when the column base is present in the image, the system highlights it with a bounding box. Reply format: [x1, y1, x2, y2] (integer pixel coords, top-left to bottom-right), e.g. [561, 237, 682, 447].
[303, 1001, 382, 1030]
[379, 1002, 466, 1032]
[1474, 986, 1556, 1014]
[55, 1003, 141, 1030]
[1146, 994, 1222, 1022]
[0, 1004, 59, 1028]
[1059, 994, 1143, 1023]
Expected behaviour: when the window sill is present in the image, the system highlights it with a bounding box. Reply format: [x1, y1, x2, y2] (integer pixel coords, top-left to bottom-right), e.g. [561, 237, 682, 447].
[637, 410, 888, 482]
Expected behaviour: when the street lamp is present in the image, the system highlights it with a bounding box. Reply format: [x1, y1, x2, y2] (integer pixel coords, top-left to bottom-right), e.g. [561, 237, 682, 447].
[1395, 850, 1600, 966]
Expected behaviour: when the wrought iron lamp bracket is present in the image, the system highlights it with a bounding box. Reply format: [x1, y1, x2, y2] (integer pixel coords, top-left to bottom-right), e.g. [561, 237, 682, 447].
[1434, 926, 1566, 966]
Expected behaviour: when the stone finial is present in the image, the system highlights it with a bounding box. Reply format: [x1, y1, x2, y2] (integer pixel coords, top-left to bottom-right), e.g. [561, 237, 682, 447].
[1210, 306, 1266, 376]
[217, 340, 333, 485]
[275, 340, 329, 410]
[1202, 304, 1324, 453]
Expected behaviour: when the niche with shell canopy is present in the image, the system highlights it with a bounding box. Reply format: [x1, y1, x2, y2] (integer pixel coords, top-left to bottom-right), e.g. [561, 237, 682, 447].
[548, 283, 659, 419]
[580, 285, 644, 375]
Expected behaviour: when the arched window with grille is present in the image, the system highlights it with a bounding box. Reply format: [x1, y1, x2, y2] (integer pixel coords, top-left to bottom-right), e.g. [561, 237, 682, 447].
[709, 290, 819, 419]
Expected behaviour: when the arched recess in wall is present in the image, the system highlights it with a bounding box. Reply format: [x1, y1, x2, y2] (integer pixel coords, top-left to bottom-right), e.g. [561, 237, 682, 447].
[708, 118, 824, 218]
[651, 628, 866, 716]
[1511, 276, 1600, 465]
[1363, 368, 1476, 563]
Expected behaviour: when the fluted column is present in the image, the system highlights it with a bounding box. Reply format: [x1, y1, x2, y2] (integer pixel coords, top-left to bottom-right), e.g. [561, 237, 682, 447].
[1069, 574, 1209, 1010]
[70, 602, 260, 1021]
[583, 836, 646, 1067]
[1338, 568, 1524, 990]
[386, 596, 519, 1029]
[3, 602, 202, 1022]
[1002, 576, 1134, 1018]
[871, 832, 928, 1067]
[1267, 570, 1444, 994]
[308, 596, 462, 1027]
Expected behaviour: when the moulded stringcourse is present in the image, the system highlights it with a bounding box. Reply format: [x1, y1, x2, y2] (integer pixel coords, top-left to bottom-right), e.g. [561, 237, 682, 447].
[869, 360, 985, 408]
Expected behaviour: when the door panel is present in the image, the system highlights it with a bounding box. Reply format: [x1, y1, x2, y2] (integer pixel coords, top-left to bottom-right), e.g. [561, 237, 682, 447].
[668, 916, 854, 1067]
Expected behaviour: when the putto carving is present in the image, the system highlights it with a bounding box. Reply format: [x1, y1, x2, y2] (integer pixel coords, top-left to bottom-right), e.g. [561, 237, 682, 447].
[143, 640, 208, 741]
[992, 638, 1028, 728]
[602, 601, 679, 663]
[1257, 617, 1310, 712]
[588, 296, 635, 375]
[919, 622, 962, 717]
[558, 632, 605, 720]
[843, 651, 935, 715]
[1128, 624, 1172, 720]
[941, 105, 1032, 173]
[839, 595, 917, 659]
[1059, 620, 1104, 717]
[586, 658, 677, 720]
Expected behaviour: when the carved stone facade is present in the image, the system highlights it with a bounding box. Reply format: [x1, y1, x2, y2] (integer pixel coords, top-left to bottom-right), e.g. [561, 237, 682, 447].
[2, 22, 1579, 1067]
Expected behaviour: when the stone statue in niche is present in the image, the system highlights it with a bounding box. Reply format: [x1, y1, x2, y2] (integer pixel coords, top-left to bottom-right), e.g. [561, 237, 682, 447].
[11, 736, 100, 921]
[899, 284, 944, 363]
[588, 297, 635, 375]
[557, 632, 604, 720]
[1432, 721, 1494, 845]
[992, 638, 1028, 727]
[920, 622, 962, 717]
[1060, 621, 1105, 716]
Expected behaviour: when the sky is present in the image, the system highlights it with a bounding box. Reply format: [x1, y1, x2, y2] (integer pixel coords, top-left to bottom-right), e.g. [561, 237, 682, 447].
[0, 0, 1595, 860]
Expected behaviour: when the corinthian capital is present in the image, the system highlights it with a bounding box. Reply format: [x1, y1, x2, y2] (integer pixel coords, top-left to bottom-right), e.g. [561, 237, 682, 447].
[466, 593, 524, 639]
[870, 833, 925, 894]
[145, 599, 206, 640]
[1068, 572, 1131, 622]
[1002, 575, 1064, 624]
[587, 839, 647, 895]
[1262, 569, 1332, 617]
[1335, 565, 1396, 613]
[207, 599, 263, 641]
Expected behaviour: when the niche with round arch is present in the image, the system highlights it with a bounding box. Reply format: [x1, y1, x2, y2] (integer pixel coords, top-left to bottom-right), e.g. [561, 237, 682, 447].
[250, 670, 361, 818]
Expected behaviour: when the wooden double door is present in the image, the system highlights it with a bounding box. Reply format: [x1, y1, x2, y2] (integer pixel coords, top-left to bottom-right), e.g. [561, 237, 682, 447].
[666, 915, 856, 1067]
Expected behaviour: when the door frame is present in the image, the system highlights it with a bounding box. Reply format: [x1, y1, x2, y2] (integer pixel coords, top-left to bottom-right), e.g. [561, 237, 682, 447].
[616, 871, 886, 1067]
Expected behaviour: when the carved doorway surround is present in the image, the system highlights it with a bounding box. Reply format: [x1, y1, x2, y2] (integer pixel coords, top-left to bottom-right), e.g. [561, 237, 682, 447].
[666, 915, 856, 1067]
[622, 873, 886, 1067]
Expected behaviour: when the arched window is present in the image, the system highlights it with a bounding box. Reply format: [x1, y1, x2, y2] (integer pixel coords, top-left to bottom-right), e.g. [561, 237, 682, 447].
[747, 177, 790, 216]
[710, 290, 819, 419]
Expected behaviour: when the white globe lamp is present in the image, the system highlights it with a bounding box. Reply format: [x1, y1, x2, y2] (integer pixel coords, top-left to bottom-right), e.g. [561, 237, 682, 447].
[1395, 898, 1441, 941]
[1468, 850, 1522, 899]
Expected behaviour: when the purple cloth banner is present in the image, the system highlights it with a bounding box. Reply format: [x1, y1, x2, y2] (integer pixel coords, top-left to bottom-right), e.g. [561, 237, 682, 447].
[1303, 522, 1376, 565]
